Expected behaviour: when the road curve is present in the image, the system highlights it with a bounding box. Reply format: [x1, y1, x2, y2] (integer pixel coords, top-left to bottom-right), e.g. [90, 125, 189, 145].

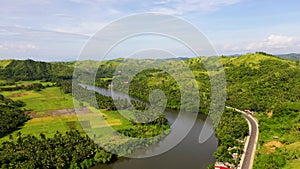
[225, 106, 259, 169]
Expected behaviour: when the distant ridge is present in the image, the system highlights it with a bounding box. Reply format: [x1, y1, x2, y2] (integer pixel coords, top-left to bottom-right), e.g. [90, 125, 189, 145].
[276, 53, 300, 61]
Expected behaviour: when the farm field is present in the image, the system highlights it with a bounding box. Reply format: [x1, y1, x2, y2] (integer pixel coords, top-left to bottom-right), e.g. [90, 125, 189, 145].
[2, 86, 75, 111]
[0, 84, 133, 144]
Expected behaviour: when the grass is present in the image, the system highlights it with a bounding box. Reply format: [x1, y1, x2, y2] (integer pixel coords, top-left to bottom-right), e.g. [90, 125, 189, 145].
[0, 115, 82, 143]
[75, 106, 134, 144]
[0, 83, 136, 147]
[77, 105, 132, 130]
[0, 59, 13, 69]
[0, 86, 133, 143]
[286, 141, 300, 151]
[0, 86, 80, 142]
[80, 107, 133, 130]
[0, 107, 133, 143]
[101, 109, 133, 129]
[0, 80, 7, 84]
[283, 160, 300, 169]
[221, 53, 295, 69]
[2, 87, 75, 111]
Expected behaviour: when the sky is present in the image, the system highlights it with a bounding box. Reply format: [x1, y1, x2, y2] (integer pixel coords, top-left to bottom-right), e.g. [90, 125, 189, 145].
[1, 0, 300, 61]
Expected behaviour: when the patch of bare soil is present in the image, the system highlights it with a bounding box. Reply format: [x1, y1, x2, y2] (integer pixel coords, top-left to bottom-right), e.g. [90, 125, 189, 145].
[267, 111, 273, 118]
[6, 93, 27, 98]
[29, 107, 93, 118]
[263, 141, 283, 154]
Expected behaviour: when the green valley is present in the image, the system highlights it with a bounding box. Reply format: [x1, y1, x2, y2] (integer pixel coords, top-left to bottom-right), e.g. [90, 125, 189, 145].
[0, 52, 299, 168]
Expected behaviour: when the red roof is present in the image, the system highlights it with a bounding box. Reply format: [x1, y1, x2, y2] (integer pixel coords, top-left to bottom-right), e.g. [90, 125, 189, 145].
[215, 165, 231, 169]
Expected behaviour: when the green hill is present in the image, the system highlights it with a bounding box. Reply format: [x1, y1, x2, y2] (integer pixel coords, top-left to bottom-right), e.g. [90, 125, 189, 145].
[0, 59, 74, 81]
[277, 53, 300, 62]
[92, 53, 300, 168]
[219, 53, 300, 169]
[222, 52, 295, 68]
[223, 53, 300, 111]
[0, 53, 299, 168]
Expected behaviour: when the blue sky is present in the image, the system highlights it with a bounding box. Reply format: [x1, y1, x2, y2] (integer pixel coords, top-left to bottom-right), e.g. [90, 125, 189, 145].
[1, 0, 300, 61]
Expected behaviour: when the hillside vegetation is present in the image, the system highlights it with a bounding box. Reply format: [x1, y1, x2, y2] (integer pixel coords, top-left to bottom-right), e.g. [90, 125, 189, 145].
[0, 60, 13, 69]
[223, 53, 300, 168]
[0, 53, 299, 168]
[90, 52, 300, 168]
[0, 59, 74, 82]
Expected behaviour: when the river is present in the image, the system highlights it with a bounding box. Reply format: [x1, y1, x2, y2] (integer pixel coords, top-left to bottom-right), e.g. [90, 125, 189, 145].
[81, 84, 218, 169]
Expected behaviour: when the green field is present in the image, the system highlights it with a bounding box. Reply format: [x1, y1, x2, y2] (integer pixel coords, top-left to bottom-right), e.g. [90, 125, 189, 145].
[79, 106, 133, 141]
[90, 107, 133, 129]
[0, 107, 133, 143]
[1, 86, 75, 111]
[0, 86, 79, 142]
[0, 115, 82, 143]
[0, 86, 133, 143]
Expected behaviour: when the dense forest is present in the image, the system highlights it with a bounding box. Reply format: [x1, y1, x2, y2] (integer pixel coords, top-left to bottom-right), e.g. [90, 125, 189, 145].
[0, 59, 73, 83]
[224, 54, 300, 112]
[0, 95, 29, 137]
[0, 131, 116, 169]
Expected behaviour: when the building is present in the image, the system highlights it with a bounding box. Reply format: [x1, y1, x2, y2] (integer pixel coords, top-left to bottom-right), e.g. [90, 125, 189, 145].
[215, 162, 231, 169]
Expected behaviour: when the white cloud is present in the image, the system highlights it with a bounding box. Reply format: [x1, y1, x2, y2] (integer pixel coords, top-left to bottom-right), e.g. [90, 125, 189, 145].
[0, 25, 89, 40]
[46, 22, 107, 35]
[68, 0, 119, 5]
[218, 34, 300, 54]
[265, 34, 294, 47]
[151, 0, 241, 14]
[153, 0, 172, 5]
[0, 43, 38, 52]
[246, 35, 296, 50]
[153, 7, 182, 15]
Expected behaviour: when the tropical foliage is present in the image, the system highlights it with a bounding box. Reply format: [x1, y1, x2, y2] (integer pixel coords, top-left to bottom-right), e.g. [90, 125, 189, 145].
[0, 95, 29, 137]
[0, 131, 116, 169]
[1, 52, 300, 168]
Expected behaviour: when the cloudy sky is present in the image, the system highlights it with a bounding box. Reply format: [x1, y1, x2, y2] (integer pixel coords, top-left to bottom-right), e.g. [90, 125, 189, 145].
[1, 0, 300, 61]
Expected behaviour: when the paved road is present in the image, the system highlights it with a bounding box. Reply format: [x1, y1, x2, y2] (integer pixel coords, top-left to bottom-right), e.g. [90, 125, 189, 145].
[241, 113, 258, 169]
[226, 107, 259, 169]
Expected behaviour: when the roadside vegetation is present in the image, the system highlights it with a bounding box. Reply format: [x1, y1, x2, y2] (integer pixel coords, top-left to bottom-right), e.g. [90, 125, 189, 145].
[212, 109, 248, 167]
[222, 52, 300, 169]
